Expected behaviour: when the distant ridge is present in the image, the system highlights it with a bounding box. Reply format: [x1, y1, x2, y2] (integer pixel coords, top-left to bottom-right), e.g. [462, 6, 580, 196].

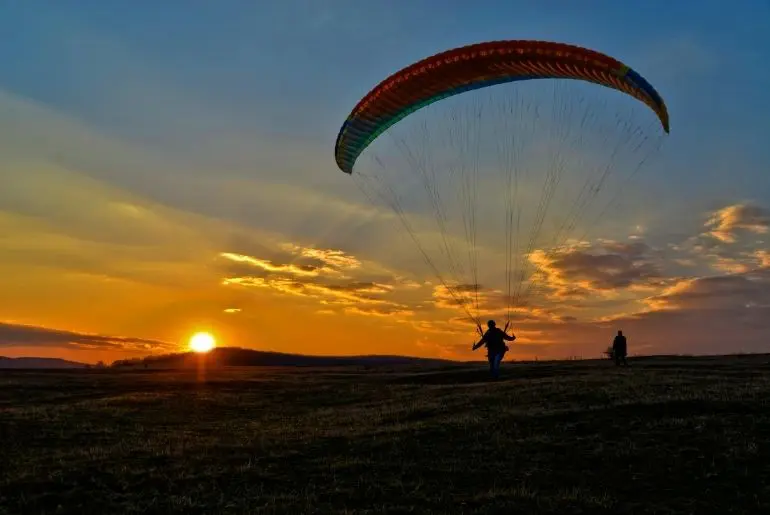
[0, 356, 89, 369]
[111, 347, 452, 369]
[4, 350, 770, 371]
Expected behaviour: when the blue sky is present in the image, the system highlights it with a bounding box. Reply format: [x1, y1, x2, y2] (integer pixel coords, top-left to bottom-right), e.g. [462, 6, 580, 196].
[1, 1, 769, 362]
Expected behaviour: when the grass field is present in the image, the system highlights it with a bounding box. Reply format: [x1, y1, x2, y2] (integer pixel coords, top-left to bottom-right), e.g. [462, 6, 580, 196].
[2, 355, 770, 514]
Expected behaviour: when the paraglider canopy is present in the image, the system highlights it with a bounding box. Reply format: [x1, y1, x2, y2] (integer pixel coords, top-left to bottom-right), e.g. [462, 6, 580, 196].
[335, 40, 669, 175]
[333, 39, 670, 333]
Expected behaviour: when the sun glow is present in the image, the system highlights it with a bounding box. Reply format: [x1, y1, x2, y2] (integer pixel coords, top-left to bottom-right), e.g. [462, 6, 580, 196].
[189, 332, 216, 353]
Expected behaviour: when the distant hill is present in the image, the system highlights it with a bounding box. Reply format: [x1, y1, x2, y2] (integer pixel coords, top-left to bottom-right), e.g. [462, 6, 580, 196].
[0, 356, 89, 369]
[111, 347, 451, 369]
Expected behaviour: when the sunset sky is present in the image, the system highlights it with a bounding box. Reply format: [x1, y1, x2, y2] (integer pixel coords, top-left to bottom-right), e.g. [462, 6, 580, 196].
[1, 1, 769, 364]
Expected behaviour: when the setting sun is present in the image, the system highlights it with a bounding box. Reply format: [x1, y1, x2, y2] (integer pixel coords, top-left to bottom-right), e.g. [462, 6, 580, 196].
[189, 332, 216, 353]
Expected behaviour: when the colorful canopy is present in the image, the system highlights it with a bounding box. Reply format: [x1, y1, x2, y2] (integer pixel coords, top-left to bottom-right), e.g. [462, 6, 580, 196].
[334, 40, 669, 174]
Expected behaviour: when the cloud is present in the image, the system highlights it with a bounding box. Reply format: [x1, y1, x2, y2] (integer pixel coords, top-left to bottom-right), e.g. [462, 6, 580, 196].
[0, 158, 279, 293]
[642, 269, 770, 312]
[280, 244, 362, 270]
[431, 283, 486, 309]
[223, 276, 409, 312]
[430, 284, 518, 318]
[219, 244, 365, 282]
[757, 250, 770, 268]
[711, 256, 752, 274]
[705, 203, 769, 243]
[547, 263, 770, 354]
[675, 202, 770, 275]
[218, 239, 431, 322]
[407, 319, 469, 336]
[0, 321, 174, 352]
[343, 306, 415, 318]
[426, 283, 569, 337]
[219, 252, 329, 277]
[418, 239, 678, 330]
[528, 240, 664, 298]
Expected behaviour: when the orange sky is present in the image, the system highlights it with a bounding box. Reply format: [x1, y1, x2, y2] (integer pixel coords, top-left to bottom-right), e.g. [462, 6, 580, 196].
[2, 80, 770, 365]
[3, 162, 769, 364]
[2, 3, 770, 364]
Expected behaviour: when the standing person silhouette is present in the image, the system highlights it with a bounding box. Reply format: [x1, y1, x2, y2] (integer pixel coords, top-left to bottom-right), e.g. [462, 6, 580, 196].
[613, 330, 628, 366]
[472, 320, 515, 379]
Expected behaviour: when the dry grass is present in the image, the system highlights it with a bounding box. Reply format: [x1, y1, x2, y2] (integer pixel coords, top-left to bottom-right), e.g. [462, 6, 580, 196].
[2, 355, 770, 514]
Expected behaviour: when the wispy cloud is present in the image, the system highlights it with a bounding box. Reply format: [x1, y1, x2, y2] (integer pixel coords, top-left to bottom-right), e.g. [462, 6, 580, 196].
[705, 203, 769, 243]
[219, 239, 427, 321]
[430, 284, 558, 324]
[642, 269, 770, 312]
[0, 322, 174, 352]
[223, 275, 407, 310]
[756, 250, 770, 268]
[344, 306, 415, 318]
[674, 202, 770, 276]
[280, 244, 362, 270]
[220, 252, 329, 277]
